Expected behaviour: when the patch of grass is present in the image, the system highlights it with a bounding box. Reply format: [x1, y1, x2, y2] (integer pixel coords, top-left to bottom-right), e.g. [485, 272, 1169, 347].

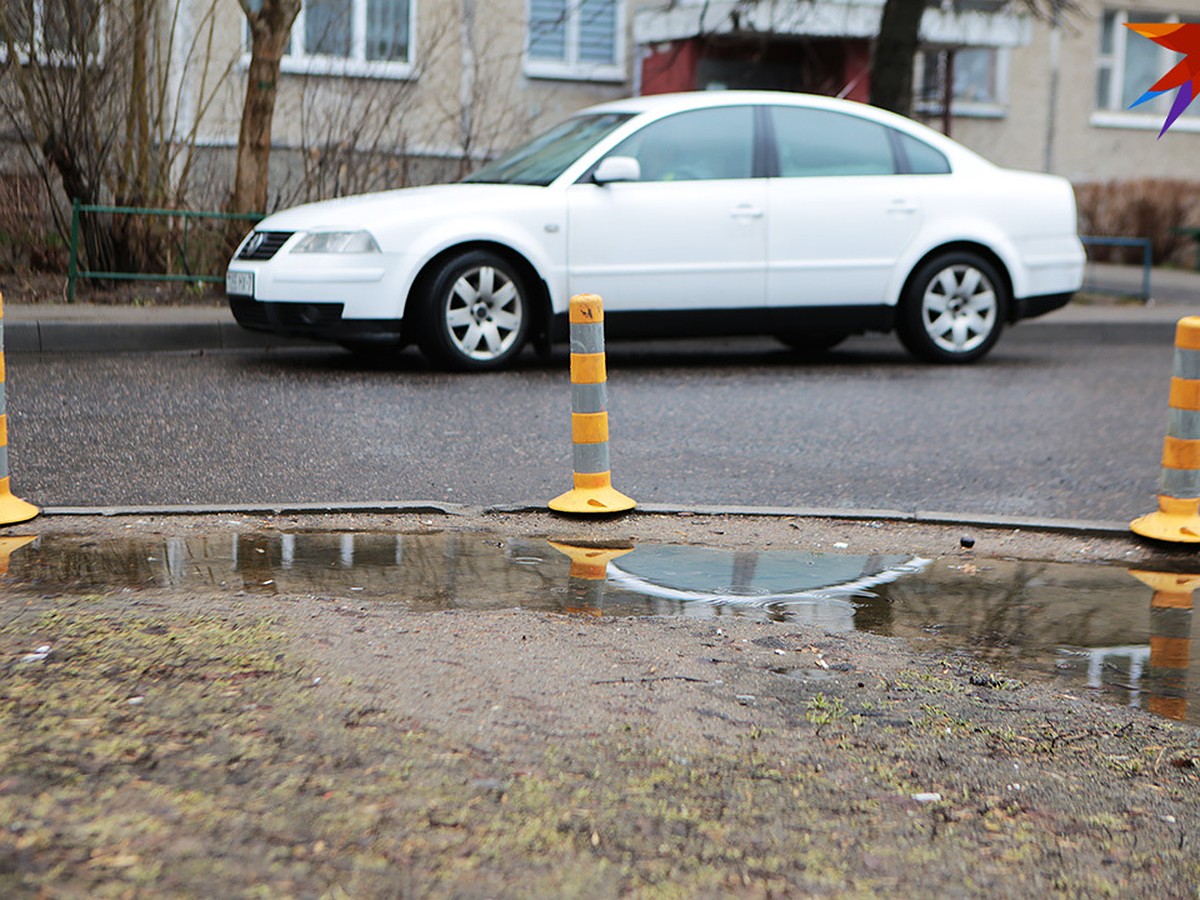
[3, 604, 1200, 896]
[804, 693, 847, 735]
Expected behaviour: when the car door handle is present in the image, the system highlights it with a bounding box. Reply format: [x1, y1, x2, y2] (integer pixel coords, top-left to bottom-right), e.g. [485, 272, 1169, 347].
[731, 205, 764, 219]
[888, 200, 919, 214]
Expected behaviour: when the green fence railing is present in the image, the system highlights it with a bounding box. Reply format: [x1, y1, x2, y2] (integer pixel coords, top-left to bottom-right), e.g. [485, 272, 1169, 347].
[67, 199, 263, 301]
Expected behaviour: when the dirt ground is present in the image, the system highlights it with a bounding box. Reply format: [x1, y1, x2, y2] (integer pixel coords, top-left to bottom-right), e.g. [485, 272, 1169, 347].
[2, 509, 1200, 897]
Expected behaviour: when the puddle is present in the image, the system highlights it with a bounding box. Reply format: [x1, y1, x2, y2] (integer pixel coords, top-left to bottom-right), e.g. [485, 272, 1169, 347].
[3, 530, 1198, 727]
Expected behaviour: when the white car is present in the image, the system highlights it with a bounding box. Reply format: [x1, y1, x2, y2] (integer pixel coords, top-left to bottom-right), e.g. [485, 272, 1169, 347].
[226, 90, 1084, 370]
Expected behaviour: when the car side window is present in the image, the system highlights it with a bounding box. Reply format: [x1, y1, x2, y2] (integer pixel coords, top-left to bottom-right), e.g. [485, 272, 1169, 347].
[894, 131, 951, 175]
[606, 106, 755, 182]
[768, 106, 896, 177]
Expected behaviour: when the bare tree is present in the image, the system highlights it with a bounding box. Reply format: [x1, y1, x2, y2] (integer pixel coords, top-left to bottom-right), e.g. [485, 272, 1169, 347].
[440, 0, 531, 180]
[870, 0, 925, 115]
[871, 0, 1080, 116]
[284, 76, 420, 206]
[279, 0, 534, 207]
[0, 0, 235, 278]
[229, 0, 300, 218]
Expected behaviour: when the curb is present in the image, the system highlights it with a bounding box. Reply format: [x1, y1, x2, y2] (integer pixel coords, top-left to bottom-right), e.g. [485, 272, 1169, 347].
[32, 499, 1134, 537]
[4, 320, 311, 354]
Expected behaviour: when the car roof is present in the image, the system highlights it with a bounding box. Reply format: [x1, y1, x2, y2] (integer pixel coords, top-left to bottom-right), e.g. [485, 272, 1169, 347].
[578, 90, 984, 165]
[585, 90, 883, 120]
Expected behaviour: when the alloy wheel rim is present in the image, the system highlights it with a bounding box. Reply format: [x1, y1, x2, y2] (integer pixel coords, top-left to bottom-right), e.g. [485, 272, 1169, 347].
[444, 265, 523, 360]
[921, 264, 997, 354]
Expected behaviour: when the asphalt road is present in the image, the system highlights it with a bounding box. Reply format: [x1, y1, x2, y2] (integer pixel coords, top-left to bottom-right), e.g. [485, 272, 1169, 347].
[4, 319, 1177, 521]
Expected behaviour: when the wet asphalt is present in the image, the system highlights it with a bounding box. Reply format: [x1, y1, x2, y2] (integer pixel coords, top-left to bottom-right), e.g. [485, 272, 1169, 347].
[0, 317, 1177, 522]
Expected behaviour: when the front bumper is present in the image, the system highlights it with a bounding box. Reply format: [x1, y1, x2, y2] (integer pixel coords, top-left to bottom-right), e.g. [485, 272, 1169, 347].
[228, 296, 405, 343]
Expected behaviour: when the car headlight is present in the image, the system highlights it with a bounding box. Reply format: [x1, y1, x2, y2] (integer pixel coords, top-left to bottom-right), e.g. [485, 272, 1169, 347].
[290, 230, 381, 254]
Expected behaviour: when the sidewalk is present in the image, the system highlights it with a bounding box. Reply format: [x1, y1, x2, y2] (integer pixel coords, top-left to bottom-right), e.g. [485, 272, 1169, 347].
[2, 262, 1197, 353]
[2, 302, 304, 353]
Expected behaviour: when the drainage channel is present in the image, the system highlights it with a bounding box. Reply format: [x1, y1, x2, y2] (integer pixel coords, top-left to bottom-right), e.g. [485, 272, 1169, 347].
[3, 529, 1198, 727]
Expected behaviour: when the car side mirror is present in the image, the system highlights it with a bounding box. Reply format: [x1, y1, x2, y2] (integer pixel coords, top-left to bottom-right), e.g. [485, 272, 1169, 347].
[592, 156, 641, 185]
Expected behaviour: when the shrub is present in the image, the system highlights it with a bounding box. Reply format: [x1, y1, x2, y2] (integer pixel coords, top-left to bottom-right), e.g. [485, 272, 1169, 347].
[0, 174, 66, 273]
[1075, 178, 1200, 267]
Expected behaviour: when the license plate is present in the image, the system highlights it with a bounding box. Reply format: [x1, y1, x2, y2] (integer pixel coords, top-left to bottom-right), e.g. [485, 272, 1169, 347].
[225, 270, 254, 296]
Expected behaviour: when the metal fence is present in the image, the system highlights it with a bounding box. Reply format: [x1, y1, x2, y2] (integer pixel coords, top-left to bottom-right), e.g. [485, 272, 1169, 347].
[1079, 235, 1153, 303]
[67, 200, 262, 301]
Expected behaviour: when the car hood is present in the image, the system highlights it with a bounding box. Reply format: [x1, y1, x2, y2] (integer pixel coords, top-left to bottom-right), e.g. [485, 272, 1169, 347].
[258, 183, 555, 232]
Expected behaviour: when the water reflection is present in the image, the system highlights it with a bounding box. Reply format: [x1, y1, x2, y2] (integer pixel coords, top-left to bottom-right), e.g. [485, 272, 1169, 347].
[0, 536, 36, 575]
[3, 531, 1198, 726]
[1124, 570, 1197, 721]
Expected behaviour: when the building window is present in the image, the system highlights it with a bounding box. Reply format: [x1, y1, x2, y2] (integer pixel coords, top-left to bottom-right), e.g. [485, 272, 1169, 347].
[0, 0, 103, 64]
[526, 0, 624, 82]
[280, 0, 414, 78]
[1094, 9, 1200, 130]
[914, 47, 1007, 118]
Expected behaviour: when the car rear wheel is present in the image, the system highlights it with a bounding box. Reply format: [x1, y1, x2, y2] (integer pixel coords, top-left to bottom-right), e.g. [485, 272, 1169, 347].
[897, 252, 1006, 364]
[418, 250, 530, 371]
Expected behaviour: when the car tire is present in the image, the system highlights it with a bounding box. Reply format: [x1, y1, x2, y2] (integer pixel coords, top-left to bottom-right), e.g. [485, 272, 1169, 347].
[777, 332, 847, 355]
[896, 252, 1007, 364]
[417, 250, 531, 371]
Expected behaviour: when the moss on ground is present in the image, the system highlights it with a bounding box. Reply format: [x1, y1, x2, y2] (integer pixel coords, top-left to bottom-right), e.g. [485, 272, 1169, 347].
[2, 595, 1200, 897]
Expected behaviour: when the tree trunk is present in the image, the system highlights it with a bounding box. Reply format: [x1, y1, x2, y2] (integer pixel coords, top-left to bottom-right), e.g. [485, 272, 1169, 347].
[869, 0, 926, 116]
[229, 0, 300, 218]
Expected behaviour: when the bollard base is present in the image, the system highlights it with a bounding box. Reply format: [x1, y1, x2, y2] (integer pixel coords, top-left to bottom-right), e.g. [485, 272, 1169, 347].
[549, 477, 636, 515]
[0, 482, 38, 527]
[1131, 496, 1200, 543]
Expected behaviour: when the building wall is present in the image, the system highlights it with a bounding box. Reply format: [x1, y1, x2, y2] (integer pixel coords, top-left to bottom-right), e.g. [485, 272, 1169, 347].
[191, 0, 647, 194]
[921, 0, 1200, 182]
[7, 0, 1199, 207]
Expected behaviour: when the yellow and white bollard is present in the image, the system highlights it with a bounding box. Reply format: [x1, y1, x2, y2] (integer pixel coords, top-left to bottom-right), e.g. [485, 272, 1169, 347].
[549, 294, 635, 514]
[1128, 569, 1197, 721]
[0, 293, 38, 526]
[1132, 316, 1200, 542]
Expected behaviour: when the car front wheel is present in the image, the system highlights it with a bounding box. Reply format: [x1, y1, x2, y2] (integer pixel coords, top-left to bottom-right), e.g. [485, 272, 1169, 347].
[897, 253, 1007, 364]
[418, 250, 531, 371]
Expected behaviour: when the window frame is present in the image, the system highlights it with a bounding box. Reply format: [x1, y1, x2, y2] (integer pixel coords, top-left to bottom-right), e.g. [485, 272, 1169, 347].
[273, 0, 417, 80]
[524, 0, 625, 83]
[1093, 8, 1200, 133]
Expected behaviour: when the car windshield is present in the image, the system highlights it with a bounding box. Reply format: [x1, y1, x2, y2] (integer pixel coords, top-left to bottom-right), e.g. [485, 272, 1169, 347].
[462, 113, 635, 186]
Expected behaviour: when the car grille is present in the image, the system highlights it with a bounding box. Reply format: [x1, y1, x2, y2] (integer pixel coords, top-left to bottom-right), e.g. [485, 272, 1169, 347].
[237, 231, 293, 261]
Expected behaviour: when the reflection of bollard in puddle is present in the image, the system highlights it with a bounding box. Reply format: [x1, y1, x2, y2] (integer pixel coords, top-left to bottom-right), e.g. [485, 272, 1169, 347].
[548, 540, 633, 615]
[0, 293, 38, 526]
[1128, 570, 1199, 720]
[0, 535, 36, 575]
